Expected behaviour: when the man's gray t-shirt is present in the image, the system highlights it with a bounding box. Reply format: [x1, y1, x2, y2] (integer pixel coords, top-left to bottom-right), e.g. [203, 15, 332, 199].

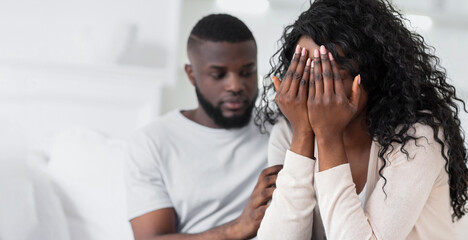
[125, 109, 269, 234]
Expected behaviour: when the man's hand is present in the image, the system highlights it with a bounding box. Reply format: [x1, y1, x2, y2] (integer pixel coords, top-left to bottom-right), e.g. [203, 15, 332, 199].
[229, 165, 283, 239]
[131, 165, 282, 240]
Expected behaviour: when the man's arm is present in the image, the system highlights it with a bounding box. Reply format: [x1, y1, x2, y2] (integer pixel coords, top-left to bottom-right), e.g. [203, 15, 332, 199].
[130, 165, 283, 240]
[130, 208, 239, 240]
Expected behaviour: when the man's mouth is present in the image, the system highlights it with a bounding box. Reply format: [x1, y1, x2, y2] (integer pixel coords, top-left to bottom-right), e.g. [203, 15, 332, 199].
[223, 101, 244, 110]
[222, 97, 248, 111]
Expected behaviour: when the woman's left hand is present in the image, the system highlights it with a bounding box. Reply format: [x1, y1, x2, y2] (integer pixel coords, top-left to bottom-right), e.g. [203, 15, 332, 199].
[307, 46, 361, 140]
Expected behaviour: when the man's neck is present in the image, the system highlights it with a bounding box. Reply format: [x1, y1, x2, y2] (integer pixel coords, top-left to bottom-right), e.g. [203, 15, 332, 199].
[181, 107, 221, 129]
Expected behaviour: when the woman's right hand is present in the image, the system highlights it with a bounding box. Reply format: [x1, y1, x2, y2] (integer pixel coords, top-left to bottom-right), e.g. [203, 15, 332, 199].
[273, 45, 315, 159]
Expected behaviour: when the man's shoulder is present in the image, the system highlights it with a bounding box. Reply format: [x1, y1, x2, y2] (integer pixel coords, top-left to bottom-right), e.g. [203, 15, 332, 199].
[146, 110, 179, 127]
[131, 110, 183, 140]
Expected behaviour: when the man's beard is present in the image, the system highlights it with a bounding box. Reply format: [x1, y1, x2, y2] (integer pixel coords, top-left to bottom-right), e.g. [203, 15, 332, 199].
[195, 86, 257, 129]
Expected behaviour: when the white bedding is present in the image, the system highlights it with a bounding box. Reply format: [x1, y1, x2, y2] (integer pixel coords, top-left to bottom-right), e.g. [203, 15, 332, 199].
[0, 119, 70, 240]
[0, 118, 133, 240]
[47, 128, 133, 240]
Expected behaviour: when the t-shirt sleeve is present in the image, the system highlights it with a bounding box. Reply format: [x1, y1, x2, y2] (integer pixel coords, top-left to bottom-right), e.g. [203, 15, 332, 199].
[268, 117, 293, 166]
[125, 131, 173, 220]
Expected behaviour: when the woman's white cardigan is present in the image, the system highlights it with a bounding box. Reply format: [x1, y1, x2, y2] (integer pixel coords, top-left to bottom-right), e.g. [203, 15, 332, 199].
[257, 118, 454, 240]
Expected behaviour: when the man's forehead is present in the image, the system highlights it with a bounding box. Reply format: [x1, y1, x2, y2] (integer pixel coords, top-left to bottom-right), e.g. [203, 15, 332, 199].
[191, 40, 257, 63]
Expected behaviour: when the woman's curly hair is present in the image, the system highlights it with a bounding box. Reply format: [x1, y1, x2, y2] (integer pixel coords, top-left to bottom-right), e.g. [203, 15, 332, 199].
[255, 0, 468, 220]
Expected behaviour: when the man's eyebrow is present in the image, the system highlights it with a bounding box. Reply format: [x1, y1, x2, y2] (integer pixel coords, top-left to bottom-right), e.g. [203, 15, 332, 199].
[242, 62, 256, 68]
[208, 65, 226, 70]
[208, 63, 256, 70]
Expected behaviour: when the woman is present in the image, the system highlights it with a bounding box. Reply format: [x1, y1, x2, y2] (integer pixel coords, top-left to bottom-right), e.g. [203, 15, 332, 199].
[254, 0, 468, 239]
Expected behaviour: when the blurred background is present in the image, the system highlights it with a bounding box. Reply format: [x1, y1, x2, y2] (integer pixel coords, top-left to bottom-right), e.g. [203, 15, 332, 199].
[0, 0, 467, 239]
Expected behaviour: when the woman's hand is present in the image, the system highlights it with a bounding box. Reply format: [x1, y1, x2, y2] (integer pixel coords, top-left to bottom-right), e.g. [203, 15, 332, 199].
[307, 46, 361, 141]
[273, 45, 312, 135]
[273, 45, 315, 159]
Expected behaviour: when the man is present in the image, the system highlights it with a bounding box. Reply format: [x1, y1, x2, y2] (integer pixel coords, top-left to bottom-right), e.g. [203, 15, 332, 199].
[125, 14, 281, 240]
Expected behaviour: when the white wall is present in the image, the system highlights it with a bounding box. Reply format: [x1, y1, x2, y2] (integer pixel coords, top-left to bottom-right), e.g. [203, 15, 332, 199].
[0, 0, 181, 152]
[0, 0, 181, 70]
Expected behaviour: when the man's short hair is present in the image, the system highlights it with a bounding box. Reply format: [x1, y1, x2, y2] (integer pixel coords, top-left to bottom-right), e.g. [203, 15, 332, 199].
[188, 14, 255, 51]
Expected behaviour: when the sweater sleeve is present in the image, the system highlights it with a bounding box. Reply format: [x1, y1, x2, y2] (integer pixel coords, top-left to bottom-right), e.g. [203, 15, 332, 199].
[257, 118, 317, 240]
[267, 117, 294, 166]
[314, 124, 447, 240]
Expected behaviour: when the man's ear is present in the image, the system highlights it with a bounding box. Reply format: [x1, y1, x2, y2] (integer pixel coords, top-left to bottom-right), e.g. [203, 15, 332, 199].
[184, 64, 196, 86]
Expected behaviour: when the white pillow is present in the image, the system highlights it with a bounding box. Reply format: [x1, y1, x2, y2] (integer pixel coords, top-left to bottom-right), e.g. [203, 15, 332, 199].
[0, 119, 70, 240]
[47, 128, 133, 240]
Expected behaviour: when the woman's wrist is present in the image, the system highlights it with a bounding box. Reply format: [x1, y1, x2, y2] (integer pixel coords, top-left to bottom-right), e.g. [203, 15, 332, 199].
[290, 130, 315, 159]
[315, 130, 343, 145]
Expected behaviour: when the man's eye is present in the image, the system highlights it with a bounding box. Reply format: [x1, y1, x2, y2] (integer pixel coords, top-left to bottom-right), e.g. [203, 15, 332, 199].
[210, 73, 224, 79]
[240, 71, 254, 77]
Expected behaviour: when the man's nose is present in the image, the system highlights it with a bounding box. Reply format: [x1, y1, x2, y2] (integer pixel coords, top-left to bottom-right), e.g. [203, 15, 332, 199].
[225, 74, 244, 93]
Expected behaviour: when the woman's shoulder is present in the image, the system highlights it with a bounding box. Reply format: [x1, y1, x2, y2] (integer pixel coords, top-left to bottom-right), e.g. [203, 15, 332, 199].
[268, 117, 294, 166]
[402, 122, 444, 148]
[384, 122, 446, 165]
[270, 117, 293, 144]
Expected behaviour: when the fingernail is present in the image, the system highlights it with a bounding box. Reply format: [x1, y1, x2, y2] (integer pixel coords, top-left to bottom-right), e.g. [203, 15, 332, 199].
[272, 76, 279, 85]
[328, 52, 334, 61]
[320, 45, 326, 55]
[295, 45, 301, 54]
[311, 60, 314, 68]
[355, 74, 361, 85]
[314, 49, 319, 58]
[306, 58, 311, 66]
[301, 47, 307, 56]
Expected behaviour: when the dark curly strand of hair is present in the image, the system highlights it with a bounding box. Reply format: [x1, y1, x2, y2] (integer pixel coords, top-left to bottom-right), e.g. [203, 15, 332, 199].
[255, 0, 468, 220]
